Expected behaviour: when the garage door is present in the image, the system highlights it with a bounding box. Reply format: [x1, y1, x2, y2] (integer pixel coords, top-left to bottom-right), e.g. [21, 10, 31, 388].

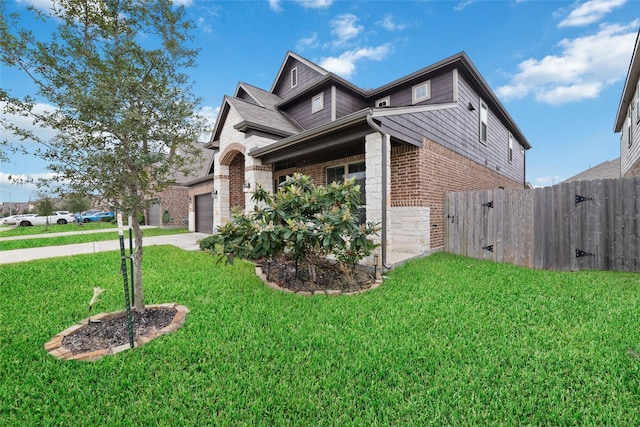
[195, 194, 213, 234]
[147, 204, 161, 226]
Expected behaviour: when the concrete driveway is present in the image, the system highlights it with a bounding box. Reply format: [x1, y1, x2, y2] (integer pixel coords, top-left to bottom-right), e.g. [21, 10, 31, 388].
[0, 229, 210, 264]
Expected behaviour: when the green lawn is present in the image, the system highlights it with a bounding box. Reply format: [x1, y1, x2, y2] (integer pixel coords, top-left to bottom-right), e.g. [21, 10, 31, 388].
[0, 228, 190, 251]
[1, 249, 638, 425]
[0, 221, 116, 237]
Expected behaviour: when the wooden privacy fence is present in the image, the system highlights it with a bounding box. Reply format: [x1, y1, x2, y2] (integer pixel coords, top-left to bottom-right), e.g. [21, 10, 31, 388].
[444, 177, 640, 272]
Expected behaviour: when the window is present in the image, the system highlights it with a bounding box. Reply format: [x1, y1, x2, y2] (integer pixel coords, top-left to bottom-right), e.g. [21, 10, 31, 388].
[291, 67, 298, 88]
[311, 92, 324, 113]
[629, 107, 633, 148]
[412, 80, 431, 104]
[479, 100, 488, 144]
[375, 96, 390, 108]
[326, 162, 366, 223]
[636, 81, 640, 123]
[508, 133, 513, 163]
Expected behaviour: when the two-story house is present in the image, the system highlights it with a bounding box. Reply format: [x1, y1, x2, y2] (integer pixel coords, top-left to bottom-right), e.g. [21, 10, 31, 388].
[188, 51, 531, 265]
[614, 29, 640, 177]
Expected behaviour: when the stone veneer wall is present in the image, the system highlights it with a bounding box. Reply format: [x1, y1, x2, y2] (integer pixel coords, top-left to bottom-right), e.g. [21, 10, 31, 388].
[404, 138, 524, 248]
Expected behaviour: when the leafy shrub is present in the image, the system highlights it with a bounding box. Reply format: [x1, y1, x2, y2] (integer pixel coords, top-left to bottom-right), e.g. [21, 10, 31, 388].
[203, 173, 379, 282]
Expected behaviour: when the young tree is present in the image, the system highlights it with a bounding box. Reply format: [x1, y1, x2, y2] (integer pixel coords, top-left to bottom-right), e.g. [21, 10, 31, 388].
[34, 194, 56, 230]
[62, 193, 92, 215]
[1, 0, 206, 311]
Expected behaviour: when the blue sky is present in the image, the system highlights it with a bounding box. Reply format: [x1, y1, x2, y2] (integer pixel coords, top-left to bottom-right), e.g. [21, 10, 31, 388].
[1, 0, 638, 203]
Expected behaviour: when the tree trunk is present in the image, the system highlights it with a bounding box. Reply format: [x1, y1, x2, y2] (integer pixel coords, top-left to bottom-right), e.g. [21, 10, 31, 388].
[131, 214, 145, 312]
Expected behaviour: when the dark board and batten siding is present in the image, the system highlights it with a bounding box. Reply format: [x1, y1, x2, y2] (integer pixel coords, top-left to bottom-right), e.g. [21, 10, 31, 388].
[379, 72, 525, 185]
[284, 87, 333, 130]
[382, 71, 455, 107]
[335, 87, 367, 120]
[272, 59, 324, 99]
[444, 177, 640, 272]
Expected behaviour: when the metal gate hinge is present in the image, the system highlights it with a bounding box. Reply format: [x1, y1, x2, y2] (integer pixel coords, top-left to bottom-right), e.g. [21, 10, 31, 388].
[483, 245, 494, 252]
[575, 194, 594, 205]
[576, 249, 595, 258]
[482, 201, 493, 208]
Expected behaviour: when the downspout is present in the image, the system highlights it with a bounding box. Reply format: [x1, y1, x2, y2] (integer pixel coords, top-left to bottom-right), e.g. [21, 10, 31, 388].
[366, 112, 392, 270]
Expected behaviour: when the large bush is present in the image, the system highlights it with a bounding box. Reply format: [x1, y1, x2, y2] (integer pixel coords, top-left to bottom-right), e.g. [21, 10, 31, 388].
[201, 173, 379, 282]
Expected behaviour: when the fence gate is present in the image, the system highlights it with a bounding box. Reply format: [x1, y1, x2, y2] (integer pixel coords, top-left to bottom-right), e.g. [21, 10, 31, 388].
[444, 177, 640, 272]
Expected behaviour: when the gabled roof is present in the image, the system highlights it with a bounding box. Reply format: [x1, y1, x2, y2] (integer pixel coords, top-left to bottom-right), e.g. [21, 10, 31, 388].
[209, 81, 304, 145]
[170, 141, 216, 185]
[270, 51, 329, 93]
[614, 28, 640, 132]
[562, 158, 621, 182]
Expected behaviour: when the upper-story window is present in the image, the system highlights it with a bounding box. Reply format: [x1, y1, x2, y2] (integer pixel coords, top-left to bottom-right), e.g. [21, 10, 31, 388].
[479, 100, 488, 144]
[312, 92, 324, 113]
[291, 67, 298, 88]
[629, 105, 633, 148]
[508, 133, 514, 163]
[635, 81, 639, 123]
[412, 80, 431, 104]
[375, 96, 390, 108]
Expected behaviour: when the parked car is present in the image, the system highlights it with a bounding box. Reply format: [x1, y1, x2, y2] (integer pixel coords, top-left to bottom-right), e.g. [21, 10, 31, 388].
[80, 211, 115, 223]
[3, 214, 36, 225]
[18, 211, 77, 226]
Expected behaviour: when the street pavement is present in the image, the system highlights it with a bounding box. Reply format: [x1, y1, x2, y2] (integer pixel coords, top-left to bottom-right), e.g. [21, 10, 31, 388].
[0, 228, 210, 265]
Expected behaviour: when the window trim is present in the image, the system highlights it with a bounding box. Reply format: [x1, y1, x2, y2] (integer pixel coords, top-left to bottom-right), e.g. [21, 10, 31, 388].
[311, 91, 324, 114]
[479, 100, 488, 145]
[508, 132, 514, 163]
[629, 106, 633, 148]
[411, 80, 431, 104]
[375, 96, 391, 108]
[291, 67, 298, 88]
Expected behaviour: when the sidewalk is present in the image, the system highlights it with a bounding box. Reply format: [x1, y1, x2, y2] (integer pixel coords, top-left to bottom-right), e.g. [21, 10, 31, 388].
[0, 230, 210, 265]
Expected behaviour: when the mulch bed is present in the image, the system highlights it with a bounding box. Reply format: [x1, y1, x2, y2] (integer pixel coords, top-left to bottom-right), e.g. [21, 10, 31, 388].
[62, 307, 177, 355]
[257, 253, 375, 293]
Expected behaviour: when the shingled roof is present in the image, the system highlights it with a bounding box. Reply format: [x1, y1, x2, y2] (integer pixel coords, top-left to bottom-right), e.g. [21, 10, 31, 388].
[562, 158, 621, 183]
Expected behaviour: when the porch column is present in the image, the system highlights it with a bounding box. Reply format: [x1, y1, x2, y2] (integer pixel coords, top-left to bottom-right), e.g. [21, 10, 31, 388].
[244, 157, 273, 212]
[214, 163, 230, 230]
[365, 131, 391, 258]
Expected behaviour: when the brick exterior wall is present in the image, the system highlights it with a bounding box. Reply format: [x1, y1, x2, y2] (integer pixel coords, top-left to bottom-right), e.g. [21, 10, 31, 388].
[271, 138, 522, 251]
[390, 138, 524, 248]
[158, 185, 189, 227]
[229, 154, 245, 210]
[274, 154, 366, 189]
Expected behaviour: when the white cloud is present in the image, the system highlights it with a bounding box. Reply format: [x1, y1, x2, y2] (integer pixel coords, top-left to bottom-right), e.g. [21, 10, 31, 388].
[198, 105, 219, 142]
[294, 0, 334, 9]
[270, 0, 333, 11]
[171, 0, 193, 6]
[1, 101, 58, 145]
[454, 0, 477, 11]
[268, 0, 282, 12]
[534, 175, 563, 187]
[330, 14, 363, 47]
[296, 32, 319, 52]
[496, 20, 639, 105]
[319, 44, 393, 79]
[558, 0, 626, 28]
[377, 14, 407, 32]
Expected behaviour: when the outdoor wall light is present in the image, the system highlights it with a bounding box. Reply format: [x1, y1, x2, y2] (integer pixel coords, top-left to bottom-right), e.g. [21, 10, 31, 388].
[211, 190, 218, 199]
[243, 182, 251, 189]
[468, 102, 476, 111]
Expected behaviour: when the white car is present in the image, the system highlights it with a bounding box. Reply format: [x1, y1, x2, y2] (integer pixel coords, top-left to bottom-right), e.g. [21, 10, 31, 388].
[3, 214, 36, 225]
[18, 211, 77, 226]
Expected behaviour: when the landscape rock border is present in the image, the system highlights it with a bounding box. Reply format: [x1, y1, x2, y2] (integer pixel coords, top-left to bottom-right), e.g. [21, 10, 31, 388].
[44, 303, 189, 362]
[255, 266, 383, 296]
